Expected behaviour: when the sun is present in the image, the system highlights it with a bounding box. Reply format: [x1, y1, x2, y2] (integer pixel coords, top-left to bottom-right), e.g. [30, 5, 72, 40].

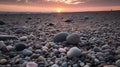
[56, 8, 63, 13]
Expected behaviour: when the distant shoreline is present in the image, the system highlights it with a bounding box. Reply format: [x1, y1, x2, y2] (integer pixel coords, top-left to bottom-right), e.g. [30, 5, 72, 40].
[0, 10, 120, 14]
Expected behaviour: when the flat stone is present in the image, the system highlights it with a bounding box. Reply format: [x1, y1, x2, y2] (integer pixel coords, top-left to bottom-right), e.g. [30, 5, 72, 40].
[0, 35, 17, 41]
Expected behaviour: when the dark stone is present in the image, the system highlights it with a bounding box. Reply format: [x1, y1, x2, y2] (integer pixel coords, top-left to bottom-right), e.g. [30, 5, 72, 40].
[0, 35, 17, 41]
[15, 42, 27, 51]
[65, 19, 73, 23]
[53, 32, 68, 42]
[0, 20, 5, 25]
[66, 33, 80, 44]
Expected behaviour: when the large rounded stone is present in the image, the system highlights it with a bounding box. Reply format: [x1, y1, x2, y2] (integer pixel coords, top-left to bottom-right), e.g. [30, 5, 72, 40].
[15, 42, 27, 51]
[53, 32, 68, 42]
[66, 33, 80, 44]
[67, 47, 81, 58]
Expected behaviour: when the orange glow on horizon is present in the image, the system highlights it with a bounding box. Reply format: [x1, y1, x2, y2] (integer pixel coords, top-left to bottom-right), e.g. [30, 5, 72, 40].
[56, 8, 63, 13]
[0, 4, 120, 12]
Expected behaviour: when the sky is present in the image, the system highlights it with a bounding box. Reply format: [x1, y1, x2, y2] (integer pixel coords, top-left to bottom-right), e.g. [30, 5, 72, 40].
[0, 0, 120, 12]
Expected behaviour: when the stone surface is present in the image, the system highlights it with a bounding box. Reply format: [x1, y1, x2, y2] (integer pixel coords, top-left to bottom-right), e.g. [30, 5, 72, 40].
[0, 35, 17, 41]
[19, 36, 28, 41]
[23, 49, 33, 56]
[0, 59, 8, 65]
[0, 20, 5, 25]
[26, 62, 38, 67]
[67, 47, 81, 58]
[66, 33, 80, 44]
[0, 41, 8, 52]
[116, 59, 120, 67]
[51, 64, 59, 67]
[53, 32, 68, 42]
[15, 42, 27, 51]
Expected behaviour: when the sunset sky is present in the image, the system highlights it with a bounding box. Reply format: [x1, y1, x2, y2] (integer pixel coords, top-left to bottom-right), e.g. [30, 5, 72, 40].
[0, 0, 120, 12]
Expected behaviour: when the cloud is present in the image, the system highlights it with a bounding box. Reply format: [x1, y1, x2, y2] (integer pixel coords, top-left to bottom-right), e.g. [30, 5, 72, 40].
[45, 0, 86, 4]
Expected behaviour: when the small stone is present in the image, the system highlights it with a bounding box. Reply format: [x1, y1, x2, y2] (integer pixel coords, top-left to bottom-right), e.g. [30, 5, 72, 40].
[84, 65, 90, 67]
[19, 36, 28, 41]
[31, 54, 40, 59]
[0, 41, 8, 52]
[0, 59, 8, 65]
[101, 44, 110, 50]
[65, 19, 73, 23]
[0, 35, 17, 41]
[59, 48, 66, 53]
[66, 33, 80, 44]
[23, 49, 33, 56]
[93, 47, 101, 52]
[26, 62, 38, 67]
[67, 47, 81, 58]
[51, 64, 59, 67]
[80, 62, 85, 66]
[104, 65, 117, 67]
[116, 59, 120, 67]
[37, 56, 45, 62]
[0, 20, 5, 25]
[35, 49, 42, 54]
[53, 32, 68, 42]
[6, 45, 14, 51]
[73, 64, 79, 67]
[61, 62, 68, 67]
[15, 42, 27, 51]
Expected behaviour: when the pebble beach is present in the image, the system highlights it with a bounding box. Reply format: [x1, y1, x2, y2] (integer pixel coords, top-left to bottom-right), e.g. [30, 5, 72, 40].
[0, 11, 120, 67]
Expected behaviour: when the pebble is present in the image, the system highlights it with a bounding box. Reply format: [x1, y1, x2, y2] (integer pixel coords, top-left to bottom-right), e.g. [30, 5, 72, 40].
[101, 44, 110, 50]
[6, 45, 14, 51]
[104, 65, 117, 67]
[53, 32, 68, 42]
[0, 20, 5, 25]
[51, 64, 59, 67]
[26, 62, 38, 67]
[59, 48, 66, 53]
[0, 59, 8, 65]
[35, 49, 42, 54]
[0, 41, 8, 52]
[73, 64, 79, 67]
[80, 62, 85, 66]
[67, 47, 81, 58]
[19, 36, 28, 41]
[115, 59, 120, 67]
[93, 47, 102, 52]
[84, 65, 90, 67]
[61, 62, 68, 67]
[0, 35, 17, 41]
[15, 42, 27, 51]
[66, 33, 80, 44]
[22, 49, 33, 56]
